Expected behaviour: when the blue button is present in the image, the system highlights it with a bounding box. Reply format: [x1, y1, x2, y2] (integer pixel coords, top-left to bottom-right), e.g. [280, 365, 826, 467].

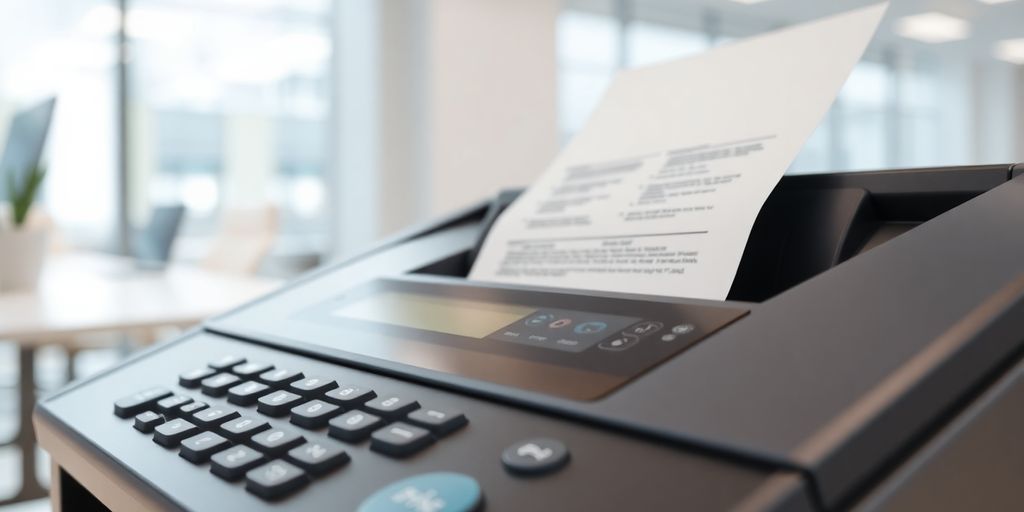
[573, 321, 608, 335]
[357, 472, 482, 512]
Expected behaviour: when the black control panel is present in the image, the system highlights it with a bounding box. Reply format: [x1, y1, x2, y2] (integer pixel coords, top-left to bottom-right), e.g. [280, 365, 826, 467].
[298, 277, 748, 400]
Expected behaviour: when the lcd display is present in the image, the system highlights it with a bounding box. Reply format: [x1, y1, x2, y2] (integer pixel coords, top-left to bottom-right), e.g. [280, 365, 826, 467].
[332, 291, 537, 339]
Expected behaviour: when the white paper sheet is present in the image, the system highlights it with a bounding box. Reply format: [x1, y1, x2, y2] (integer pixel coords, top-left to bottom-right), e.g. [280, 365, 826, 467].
[469, 3, 888, 300]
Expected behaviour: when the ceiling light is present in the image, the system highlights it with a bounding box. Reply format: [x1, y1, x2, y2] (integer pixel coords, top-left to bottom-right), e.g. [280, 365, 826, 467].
[895, 12, 971, 43]
[977, 0, 1016, 5]
[994, 38, 1024, 64]
[730, 0, 772, 4]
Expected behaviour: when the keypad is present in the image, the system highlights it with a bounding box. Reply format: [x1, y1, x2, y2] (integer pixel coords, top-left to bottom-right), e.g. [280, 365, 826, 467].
[290, 399, 340, 429]
[227, 381, 270, 406]
[113, 355, 470, 502]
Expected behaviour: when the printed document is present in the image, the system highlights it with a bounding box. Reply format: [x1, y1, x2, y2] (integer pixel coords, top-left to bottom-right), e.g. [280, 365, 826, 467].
[469, 3, 888, 300]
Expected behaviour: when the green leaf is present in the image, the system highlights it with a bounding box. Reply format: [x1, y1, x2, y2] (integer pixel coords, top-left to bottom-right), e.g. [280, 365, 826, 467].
[5, 164, 46, 228]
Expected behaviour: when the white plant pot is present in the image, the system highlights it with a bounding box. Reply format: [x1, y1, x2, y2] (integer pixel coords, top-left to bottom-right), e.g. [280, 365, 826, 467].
[0, 227, 49, 291]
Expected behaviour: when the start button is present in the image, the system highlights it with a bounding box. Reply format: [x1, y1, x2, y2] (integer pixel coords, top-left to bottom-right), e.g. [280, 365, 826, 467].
[357, 472, 482, 512]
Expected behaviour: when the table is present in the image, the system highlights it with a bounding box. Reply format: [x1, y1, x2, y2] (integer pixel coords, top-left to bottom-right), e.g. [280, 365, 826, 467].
[0, 252, 281, 504]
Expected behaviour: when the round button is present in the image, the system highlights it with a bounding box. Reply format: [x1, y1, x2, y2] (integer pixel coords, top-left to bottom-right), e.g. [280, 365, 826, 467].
[357, 472, 482, 512]
[573, 321, 608, 335]
[501, 438, 570, 476]
[598, 333, 639, 351]
[526, 313, 555, 327]
[660, 334, 677, 342]
[671, 323, 695, 334]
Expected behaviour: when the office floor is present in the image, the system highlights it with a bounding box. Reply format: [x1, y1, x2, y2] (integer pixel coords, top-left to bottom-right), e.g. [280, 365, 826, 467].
[0, 342, 125, 510]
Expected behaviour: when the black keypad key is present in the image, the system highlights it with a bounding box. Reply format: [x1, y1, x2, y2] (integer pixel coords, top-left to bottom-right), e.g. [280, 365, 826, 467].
[289, 376, 338, 397]
[201, 373, 241, 397]
[220, 415, 270, 442]
[406, 407, 468, 436]
[180, 432, 230, 463]
[328, 410, 382, 442]
[370, 422, 433, 458]
[211, 445, 266, 481]
[363, 395, 419, 419]
[232, 361, 274, 378]
[153, 418, 198, 447]
[156, 395, 194, 415]
[259, 368, 304, 387]
[179, 401, 209, 415]
[246, 460, 308, 500]
[257, 390, 304, 417]
[192, 407, 241, 428]
[286, 439, 349, 476]
[134, 411, 164, 433]
[250, 427, 305, 455]
[290, 400, 341, 429]
[208, 355, 246, 370]
[227, 381, 271, 406]
[114, 387, 172, 418]
[179, 368, 217, 388]
[323, 385, 376, 408]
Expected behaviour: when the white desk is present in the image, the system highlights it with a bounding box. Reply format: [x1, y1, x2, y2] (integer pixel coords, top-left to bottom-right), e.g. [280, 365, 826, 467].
[0, 252, 281, 504]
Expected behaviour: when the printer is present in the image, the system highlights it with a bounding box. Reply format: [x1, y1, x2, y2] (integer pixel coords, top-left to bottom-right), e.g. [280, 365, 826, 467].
[34, 163, 1024, 511]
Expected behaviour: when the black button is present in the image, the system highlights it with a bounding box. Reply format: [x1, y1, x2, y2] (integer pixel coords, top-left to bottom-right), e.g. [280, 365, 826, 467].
[153, 418, 198, 447]
[114, 387, 172, 418]
[179, 368, 217, 388]
[250, 427, 305, 455]
[406, 407, 468, 436]
[598, 334, 639, 351]
[245, 460, 308, 500]
[211, 445, 266, 481]
[156, 395, 194, 415]
[227, 381, 271, 406]
[220, 415, 271, 442]
[290, 399, 341, 429]
[370, 422, 433, 458]
[328, 410, 382, 442]
[232, 361, 274, 378]
[286, 439, 349, 476]
[179, 401, 209, 415]
[289, 376, 338, 397]
[258, 368, 304, 387]
[257, 390, 305, 417]
[363, 395, 419, 419]
[501, 438, 570, 475]
[201, 374, 242, 397]
[133, 411, 164, 433]
[208, 355, 246, 370]
[323, 385, 376, 407]
[192, 407, 241, 428]
[179, 432, 230, 463]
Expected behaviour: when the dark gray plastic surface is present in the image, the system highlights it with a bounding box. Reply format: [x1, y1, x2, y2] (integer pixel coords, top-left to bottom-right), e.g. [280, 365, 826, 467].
[38, 332, 812, 511]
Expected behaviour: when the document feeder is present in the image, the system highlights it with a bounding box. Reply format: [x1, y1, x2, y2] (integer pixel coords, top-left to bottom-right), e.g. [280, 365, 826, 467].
[34, 163, 1024, 511]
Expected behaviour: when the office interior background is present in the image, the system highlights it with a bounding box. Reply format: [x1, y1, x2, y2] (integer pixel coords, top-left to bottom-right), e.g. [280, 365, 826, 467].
[0, 0, 1022, 504]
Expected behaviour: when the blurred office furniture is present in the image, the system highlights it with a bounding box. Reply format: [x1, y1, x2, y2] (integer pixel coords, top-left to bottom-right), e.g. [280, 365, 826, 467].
[0, 251, 280, 505]
[201, 205, 279, 275]
[0, 98, 55, 203]
[131, 204, 186, 269]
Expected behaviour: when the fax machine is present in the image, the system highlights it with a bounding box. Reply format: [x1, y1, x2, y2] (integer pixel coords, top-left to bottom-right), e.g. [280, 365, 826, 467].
[34, 163, 1024, 511]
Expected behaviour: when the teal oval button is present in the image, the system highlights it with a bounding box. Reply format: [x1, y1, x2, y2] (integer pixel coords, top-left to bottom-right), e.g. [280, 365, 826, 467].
[357, 472, 482, 512]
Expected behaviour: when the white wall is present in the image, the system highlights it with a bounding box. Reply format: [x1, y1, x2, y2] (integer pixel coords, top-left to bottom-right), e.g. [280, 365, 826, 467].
[329, 0, 559, 259]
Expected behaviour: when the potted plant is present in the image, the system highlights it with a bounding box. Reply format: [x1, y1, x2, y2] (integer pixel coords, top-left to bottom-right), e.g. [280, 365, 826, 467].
[0, 164, 48, 291]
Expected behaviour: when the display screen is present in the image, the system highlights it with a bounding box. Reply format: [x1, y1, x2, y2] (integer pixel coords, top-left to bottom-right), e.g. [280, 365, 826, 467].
[332, 291, 537, 339]
[297, 278, 748, 400]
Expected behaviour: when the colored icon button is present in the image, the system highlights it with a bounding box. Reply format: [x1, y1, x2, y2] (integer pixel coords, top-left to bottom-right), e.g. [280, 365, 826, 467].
[573, 321, 608, 335]
[525, 313, 556, 327]
[357, 472, 482, 512]
[599, 334, 639, 351]
[548, 318, 572, 329]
